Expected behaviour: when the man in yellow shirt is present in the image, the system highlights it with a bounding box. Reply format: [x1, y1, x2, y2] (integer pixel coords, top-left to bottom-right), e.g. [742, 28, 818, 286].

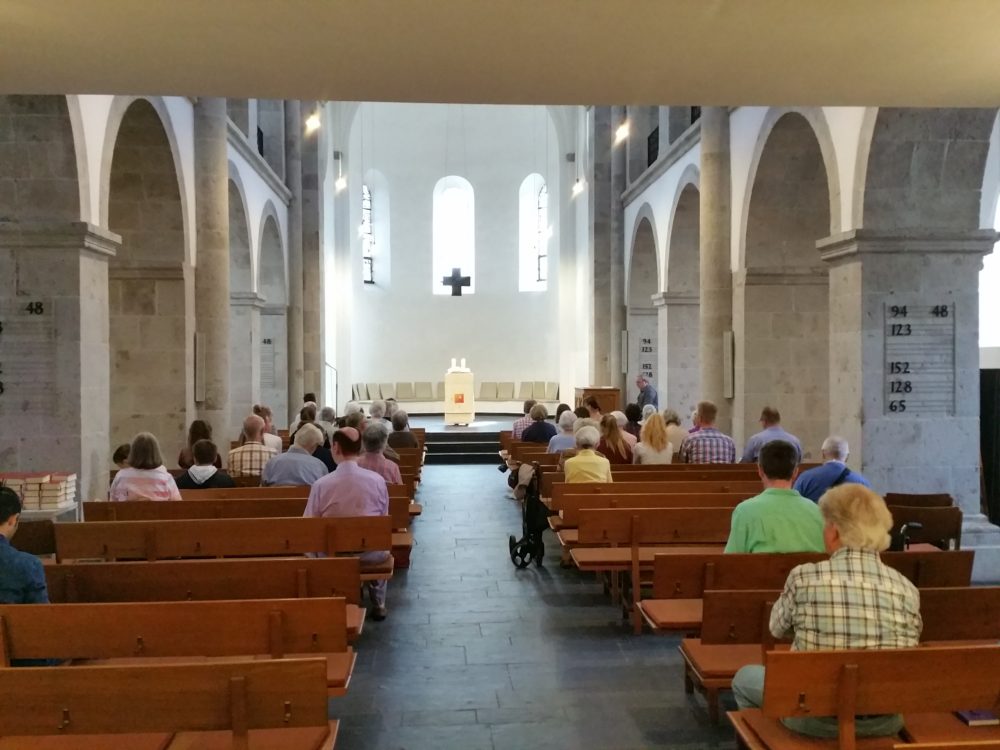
[564, 426, 612, 483]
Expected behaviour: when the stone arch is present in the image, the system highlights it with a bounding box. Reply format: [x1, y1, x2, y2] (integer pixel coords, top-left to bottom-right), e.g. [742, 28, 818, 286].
[228, 167, 257, 427]
[228, 165, 253, 293]
[106, 97, 190, 465]
[258, 209, 288, 426]
[626, 210, 659, 404]
[662, 176, 701, 417]
[734, 111, 832, 455]
[0, 95, 80, 223]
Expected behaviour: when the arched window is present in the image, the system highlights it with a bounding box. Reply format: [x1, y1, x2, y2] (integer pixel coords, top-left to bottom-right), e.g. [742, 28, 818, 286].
[518, 173, 549, 291]
[361, 184, 375, 284]
[432, 176, 475, 295]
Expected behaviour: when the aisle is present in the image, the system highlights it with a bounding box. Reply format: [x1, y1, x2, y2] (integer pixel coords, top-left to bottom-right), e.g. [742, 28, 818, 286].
[334, 464, 736, 749]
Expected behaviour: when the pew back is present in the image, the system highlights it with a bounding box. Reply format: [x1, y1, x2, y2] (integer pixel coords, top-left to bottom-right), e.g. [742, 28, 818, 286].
[551, 480, 763, 507]
[576, 507, 733, 546]
[560, 492, 751, 527]
[889, 504, 963, 549]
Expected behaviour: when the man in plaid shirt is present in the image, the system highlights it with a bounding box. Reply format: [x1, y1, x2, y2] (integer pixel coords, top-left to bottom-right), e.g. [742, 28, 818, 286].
[511, 399, 537, 440]
[678, 401, 736, 463]
[732, 484, 921, 739]
[228, 414, 278, 478]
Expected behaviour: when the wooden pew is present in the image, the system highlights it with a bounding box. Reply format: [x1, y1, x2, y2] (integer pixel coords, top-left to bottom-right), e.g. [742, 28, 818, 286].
[639, 550, 975, 635]
[884, 492, 954, 508]
[181, 485, 310, 500]
[573, 506, 734, 633]
[54, 516, 395, 583]
[45, 557, 368, 642]
[888, 504, 963, 549]
[555, 492, 751, 532]
[550, 480, 764, 508]
[0, 658, 337, 750]
[681, 584, 1000, 724]
[11, 519, 56, 556]
[728, 645, 1000, 750]
[0, 597, 355, 695]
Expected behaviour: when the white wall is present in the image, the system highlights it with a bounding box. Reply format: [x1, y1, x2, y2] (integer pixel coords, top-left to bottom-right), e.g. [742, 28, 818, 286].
[333, 103, 567, 391]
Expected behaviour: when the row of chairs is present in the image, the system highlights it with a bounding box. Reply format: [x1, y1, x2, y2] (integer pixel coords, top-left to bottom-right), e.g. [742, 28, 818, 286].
[353, 381, 560, 402]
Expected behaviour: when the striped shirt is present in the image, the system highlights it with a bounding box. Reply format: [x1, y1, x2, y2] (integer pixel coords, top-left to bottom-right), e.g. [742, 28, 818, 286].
[227, 442, 277, 478]
[770, 547, 922, 652]
[511, 414, 533, 440]
[679, 427, 736, 464]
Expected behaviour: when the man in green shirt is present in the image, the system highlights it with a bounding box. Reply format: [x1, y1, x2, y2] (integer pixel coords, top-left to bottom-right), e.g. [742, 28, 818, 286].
[724, 439, 825, 554]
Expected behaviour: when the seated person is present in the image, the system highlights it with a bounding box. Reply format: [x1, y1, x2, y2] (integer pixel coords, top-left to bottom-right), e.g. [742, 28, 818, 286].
[732, 484, 921, 739]
[109, 432, 181, 502]
[678, 401, 735, 463]
[547, 410, 578, 453]
[177, 419, 221, 470]
[564, 426, 612, 483]
[174, 440, 236, 490]
[521, 404, 557, 444]
[724, 440, 824, 553]
[228, 415, 278, 478]
[573, 405, 589, 419]
[662, 408, 689, 456]
[337, 401, 363, 428]
[112, 443, 130, 469]
[305, 428, 391, 620]
[368, 399, 389, 425]
[583, 396, 602, 419]
[512, 399, 537, 440]
[623, 403, 643, 440]
[261, 424, 328, 486]
[554, 403, 571, 422]
[289, 393, 317, 433]
[290, 404, 319, 444]
[252, 404, 283, 453]
[794, 435, 871, 502]
[633, 413, 673, 464]
[317, 406, 338, 442]
[740, 405, 803, 463]
[387, 409, 419, 450]
[640, 404, 656, 423]
[357, 422, 402, 485]
[0, 487, 48, 604]
[611, 411, 638, 447]
[597, 414, 633, 465]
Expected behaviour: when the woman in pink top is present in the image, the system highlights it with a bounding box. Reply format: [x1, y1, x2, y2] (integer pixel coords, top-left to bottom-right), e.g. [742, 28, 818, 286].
[109, 432, 181, 502]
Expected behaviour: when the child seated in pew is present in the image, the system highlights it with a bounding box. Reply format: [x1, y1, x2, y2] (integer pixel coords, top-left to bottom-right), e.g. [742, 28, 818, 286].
[112, 443, 130, 469]
[174, 440, 236, 490]
[109, 433, 181, 502]
[731, 484, 922, 739]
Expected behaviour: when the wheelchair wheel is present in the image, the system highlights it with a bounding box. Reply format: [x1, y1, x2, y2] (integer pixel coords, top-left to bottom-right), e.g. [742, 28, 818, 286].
[508, 536, 534, 569]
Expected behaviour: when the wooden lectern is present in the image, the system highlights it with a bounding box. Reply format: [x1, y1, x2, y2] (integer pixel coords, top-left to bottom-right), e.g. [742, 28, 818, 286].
[574, 387, 621, 414]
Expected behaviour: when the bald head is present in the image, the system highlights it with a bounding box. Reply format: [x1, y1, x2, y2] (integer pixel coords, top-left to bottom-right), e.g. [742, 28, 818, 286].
[243, 414, 264, 440]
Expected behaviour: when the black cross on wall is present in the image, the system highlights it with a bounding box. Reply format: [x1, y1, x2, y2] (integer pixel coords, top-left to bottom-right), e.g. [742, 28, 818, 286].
[442, 267, 471, 296]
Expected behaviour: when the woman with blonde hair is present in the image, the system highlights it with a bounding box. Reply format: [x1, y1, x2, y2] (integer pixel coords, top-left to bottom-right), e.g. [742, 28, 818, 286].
[633, 413, 674, 464]
[597, 413, 633, 465]
[109, 432, 181, 502]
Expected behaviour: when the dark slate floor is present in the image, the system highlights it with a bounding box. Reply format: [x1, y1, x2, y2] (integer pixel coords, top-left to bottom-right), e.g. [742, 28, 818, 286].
[332, 464, 738, 750]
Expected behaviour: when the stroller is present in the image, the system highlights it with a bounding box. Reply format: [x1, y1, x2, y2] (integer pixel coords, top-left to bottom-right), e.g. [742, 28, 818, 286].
[508, 461, 552, 568]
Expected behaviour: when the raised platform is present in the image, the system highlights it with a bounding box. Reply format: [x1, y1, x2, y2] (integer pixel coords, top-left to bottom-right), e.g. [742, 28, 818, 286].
[408, 415, 518, 434]
[358, 399, 560, 417]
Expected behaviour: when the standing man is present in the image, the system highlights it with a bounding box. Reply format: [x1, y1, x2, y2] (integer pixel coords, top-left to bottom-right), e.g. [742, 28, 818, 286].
[0, 487, 48, 604]
[304, 428, 391, 620]
[740, 406, 802, 463]
[794, 436, 871, 502]
[635, 375, 659, 410]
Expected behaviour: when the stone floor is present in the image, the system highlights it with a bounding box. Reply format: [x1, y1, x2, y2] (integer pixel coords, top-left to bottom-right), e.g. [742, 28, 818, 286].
[333, 464, 738, 749]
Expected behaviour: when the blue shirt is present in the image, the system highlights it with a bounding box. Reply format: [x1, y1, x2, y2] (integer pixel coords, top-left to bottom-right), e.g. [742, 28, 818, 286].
[261, 446, 329, 486]
[0, 535, 48, 604]
[740, 425, 802, 463]
[637, 383, 659, 409]
[547, 433, 576, 453]
[794, 461, 871, 502]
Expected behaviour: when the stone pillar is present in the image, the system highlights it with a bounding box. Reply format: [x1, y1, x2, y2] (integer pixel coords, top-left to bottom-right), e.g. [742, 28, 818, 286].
[589, 107, 612, 384]
[193, 97, 231, 442]
[657, 107, 671, 156]
[301, 103, 323, 404]
[609, 105, 627, 401]
[698, 107, 733, 432]
[284, 100, 305, 422]
[654, 291, 700, 418]
[228, 291, 264, 431]
[819, 229, 1000, 581]
[0, 222, 119, 505]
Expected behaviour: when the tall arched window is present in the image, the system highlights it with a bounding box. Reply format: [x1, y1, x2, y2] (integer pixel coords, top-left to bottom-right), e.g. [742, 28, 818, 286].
[518, 173, 549, 291]
[432, 176, 475, 295]
[361, 184, 375, 284]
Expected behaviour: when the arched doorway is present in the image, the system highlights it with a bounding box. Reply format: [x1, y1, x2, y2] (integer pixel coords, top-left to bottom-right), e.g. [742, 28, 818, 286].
[626, 215, 659, 404]
[663, 181, 700, 419]
[736, 112, 832, 456]
[107, 99, 189, 465]
[258, 211, 288, 426]
[228, 176, 258, 431]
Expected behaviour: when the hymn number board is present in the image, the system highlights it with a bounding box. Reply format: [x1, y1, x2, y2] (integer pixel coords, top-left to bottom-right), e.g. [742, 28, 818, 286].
[639, 336, 655, 381]
[0, 299, 55, 417]
[884, 302, 955, 416]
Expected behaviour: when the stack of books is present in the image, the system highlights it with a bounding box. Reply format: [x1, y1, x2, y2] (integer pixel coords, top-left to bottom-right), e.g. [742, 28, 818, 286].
[40, 473, 77, 510]
[0, 472, 77, 511]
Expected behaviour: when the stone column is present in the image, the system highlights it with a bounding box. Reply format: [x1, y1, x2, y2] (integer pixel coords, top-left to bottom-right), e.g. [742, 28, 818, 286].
[0, 222, 119, 505]
[228, 291, 265, 431]
[589, 107, 612, 384]
[819, 229, 1000, 581]
[284, 100, 305, 422]
[698, 107, 733, 432]
[609, 105, 627, 401]
[193, 97, 231, 441]
[654, 291, 700, 419]
[301, 103, 323, 403]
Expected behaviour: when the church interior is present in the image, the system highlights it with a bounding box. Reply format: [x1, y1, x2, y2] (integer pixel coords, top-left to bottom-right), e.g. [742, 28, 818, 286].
[1, 2, 1000, 748]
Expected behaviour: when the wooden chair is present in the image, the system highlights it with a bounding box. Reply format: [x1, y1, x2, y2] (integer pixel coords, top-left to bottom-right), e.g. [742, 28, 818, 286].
[45, 557, 367, 642]
[888, 505, 963, 549]
[728, 645, 1000, 750]
[0, 597, 354, 694]
[0, 658, 337, 750]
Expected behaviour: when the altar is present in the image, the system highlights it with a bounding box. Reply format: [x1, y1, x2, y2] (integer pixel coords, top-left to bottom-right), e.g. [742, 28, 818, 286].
[444, 358, 475, 425]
